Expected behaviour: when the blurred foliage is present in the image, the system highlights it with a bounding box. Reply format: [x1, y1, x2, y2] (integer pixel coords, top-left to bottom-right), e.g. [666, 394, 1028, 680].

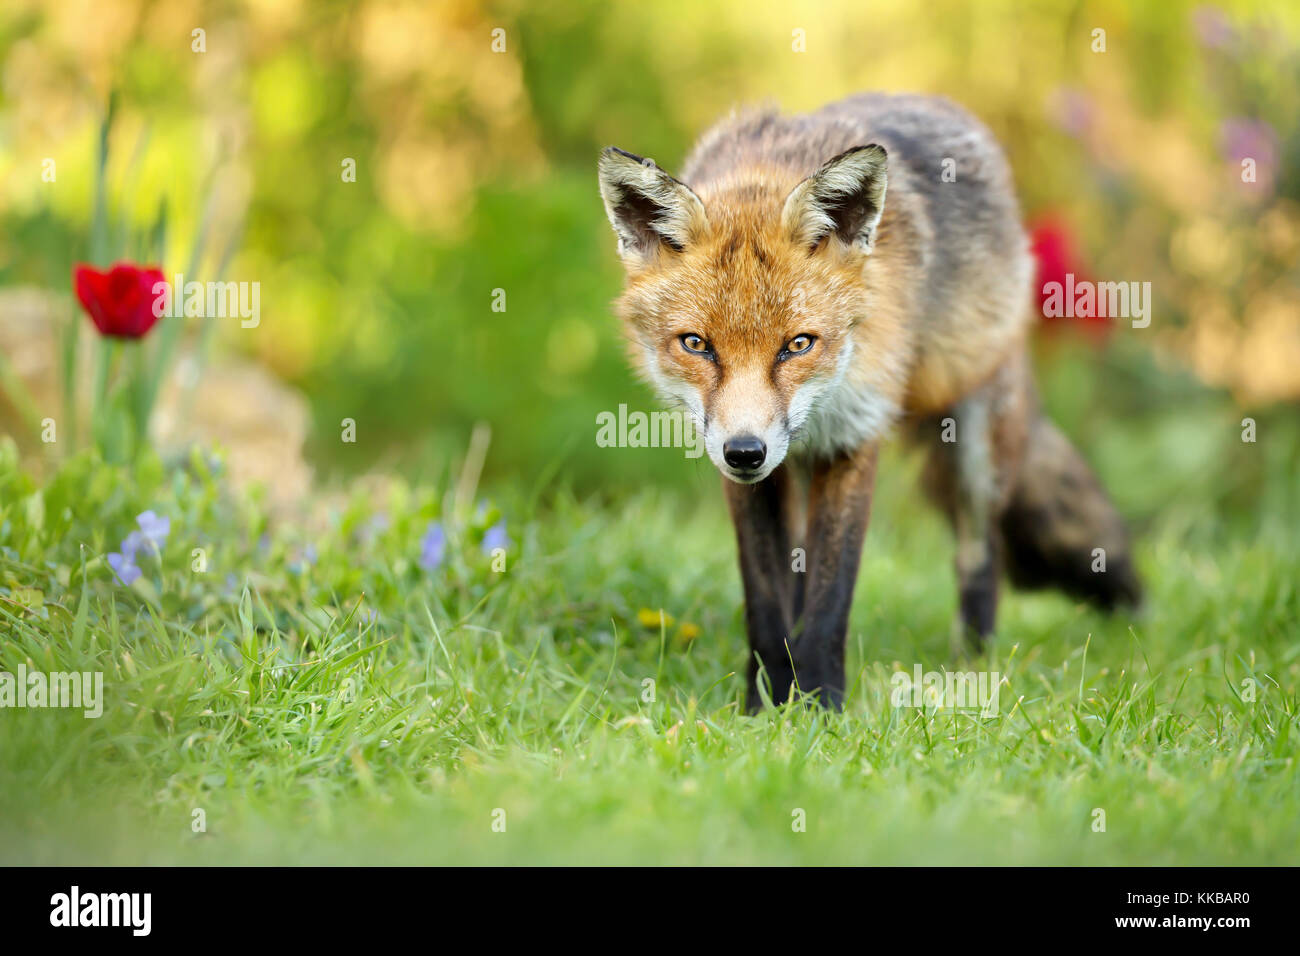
[0, 0, 1297, 489]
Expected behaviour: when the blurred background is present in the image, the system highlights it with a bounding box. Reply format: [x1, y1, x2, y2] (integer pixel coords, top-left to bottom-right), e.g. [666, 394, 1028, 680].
[0, 0, 1297, 501]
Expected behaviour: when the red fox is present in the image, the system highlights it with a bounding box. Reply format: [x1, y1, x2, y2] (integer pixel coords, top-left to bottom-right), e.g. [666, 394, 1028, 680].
[598, 93, 1141, 710]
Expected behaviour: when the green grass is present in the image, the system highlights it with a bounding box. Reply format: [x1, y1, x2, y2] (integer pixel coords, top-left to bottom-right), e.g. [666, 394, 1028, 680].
[1, 389, 1298, 865]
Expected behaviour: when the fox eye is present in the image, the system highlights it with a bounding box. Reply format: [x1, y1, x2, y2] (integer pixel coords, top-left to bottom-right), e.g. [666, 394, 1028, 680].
[680, 334, 712, 356]
[782, 334, 816, 358]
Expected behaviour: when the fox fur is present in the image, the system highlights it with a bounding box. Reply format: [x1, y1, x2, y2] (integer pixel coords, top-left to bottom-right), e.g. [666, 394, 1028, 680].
[598, 93, 1141, 710]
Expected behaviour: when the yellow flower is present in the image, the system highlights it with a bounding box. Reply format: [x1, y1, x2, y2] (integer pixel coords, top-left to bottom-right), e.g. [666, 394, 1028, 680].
[636, 607, 674, 629]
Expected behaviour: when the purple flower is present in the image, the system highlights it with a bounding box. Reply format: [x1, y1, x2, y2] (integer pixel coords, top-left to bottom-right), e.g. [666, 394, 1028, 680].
[1048, 87, 1094, 140]
[107, 550, 141, 586]
[1220, 117, 1278, 192]
[1221, 118, 1277, 161]
[419, 521, 446, 571]
[482, 519, 509, 555]
[1192, 6, 1236, 50]
[136, 510, 170, 550]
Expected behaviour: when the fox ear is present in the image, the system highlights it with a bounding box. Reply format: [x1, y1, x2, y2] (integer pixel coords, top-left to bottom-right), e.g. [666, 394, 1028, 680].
[782, 144, 888, 254]
[598, 147, 708, 264]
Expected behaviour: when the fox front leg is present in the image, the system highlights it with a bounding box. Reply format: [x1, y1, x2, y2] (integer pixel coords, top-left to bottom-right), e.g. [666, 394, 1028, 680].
[793, 443, 880, 709]
[723, 463, 805, 711]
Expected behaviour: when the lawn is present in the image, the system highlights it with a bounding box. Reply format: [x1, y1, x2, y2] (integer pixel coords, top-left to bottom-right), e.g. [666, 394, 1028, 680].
[0, 353, 1297, 866]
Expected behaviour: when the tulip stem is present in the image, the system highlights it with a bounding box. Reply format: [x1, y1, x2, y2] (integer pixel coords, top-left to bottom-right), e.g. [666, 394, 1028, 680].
[91, 339, 114, 449]
[61, 303, 80, 452]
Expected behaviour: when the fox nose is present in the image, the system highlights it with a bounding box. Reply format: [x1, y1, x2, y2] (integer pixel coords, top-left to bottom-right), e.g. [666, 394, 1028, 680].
[723, 435, 767, 471]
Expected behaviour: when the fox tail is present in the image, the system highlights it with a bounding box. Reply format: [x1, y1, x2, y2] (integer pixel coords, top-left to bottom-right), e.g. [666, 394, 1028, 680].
[998, 413, 1142, 610]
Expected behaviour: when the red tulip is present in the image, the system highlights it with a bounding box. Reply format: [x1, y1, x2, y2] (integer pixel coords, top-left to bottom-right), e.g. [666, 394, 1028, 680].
[73, 262, 167, 339]
[1027, 217, 1111, 339]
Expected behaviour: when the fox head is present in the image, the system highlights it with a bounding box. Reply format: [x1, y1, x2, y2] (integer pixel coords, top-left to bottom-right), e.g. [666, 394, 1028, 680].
[598, 144, 895, 483]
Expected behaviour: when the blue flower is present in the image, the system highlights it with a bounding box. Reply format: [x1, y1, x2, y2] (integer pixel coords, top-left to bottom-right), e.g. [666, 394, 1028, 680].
[357, 513, 390, 545]
[289, 543, 318, 576]
[107, 550, 141, 586]
[107, 510, 171, 586]
[419, 521, 446, 571]
[136, 510, 170, 550]
[120, 530, 145, 560]
[482, 519, 509, 554]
